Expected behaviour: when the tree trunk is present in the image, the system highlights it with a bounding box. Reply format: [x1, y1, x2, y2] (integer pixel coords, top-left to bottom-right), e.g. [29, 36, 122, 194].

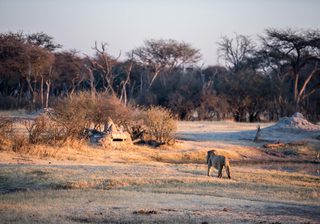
[253, 125, 261, 142]
[129, 80, 136, 101]
[17, 78, 23, 105]
[40, 75, 44, 108]
[87, 67, 96, 97]
[149, 69, 160, 89]
[120, 63, 132, 105]
[32, 80, 37, 105]
[140, 73, 143, 95]
[296, 62, 319, 106]
[45, 80, 51, 108]
[293, 71, 299, 109]
[26, 61, 36, 104]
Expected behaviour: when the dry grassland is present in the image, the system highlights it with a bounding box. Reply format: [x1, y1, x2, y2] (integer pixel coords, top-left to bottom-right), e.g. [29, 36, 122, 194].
[0, 120, 319, 223]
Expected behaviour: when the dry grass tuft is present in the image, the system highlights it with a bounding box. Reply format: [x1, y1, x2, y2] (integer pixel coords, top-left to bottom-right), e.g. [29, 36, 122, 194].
[151, 151, 206, 164]
[150, 147, 242, 164]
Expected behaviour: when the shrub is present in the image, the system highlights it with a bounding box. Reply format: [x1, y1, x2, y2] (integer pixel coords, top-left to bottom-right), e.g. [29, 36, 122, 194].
[0, 117, 14, 150]
[0, 117, 13, 134]
[11, 134, 30, 152]
[52, 92, 132, 139]
[24, 117, 46, 144]
[0, 117, 31, 152]
[142, 106, 177, 145]
[24, 115, 66, 145]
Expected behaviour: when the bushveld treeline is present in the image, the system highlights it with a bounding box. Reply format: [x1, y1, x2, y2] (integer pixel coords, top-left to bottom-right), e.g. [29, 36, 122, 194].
[0, 28, 319, 122]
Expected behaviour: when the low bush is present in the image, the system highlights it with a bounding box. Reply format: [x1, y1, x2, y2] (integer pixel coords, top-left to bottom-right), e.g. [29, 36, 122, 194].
[142, 106, 177, 145]
[0, 117, 14, 150]
[0, 117, 30, 152]
[11, 134, 30, 152]
[24, 115, 65, 145]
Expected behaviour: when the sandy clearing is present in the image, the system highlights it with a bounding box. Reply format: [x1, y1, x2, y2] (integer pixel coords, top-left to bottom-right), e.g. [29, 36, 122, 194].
[177, 120, 320, 143]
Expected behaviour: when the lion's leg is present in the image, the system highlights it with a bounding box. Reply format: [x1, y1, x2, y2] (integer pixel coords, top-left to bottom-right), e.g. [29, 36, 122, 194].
[226, 164, 231, 179]
[207, 164, 211, 176]
[218, 165, 223, 178]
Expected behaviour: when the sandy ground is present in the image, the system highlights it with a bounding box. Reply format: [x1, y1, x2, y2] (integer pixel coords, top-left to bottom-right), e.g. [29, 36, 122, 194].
[178, 121, 320, 147]
[178, 121, 320, 160]
[1, 189, 319, 224]
[0, 161, 319, 224]
[0, 120, 319, 223]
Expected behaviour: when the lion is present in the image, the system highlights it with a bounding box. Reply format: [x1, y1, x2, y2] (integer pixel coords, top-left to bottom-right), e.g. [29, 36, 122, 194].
[207, 150, 231, 179]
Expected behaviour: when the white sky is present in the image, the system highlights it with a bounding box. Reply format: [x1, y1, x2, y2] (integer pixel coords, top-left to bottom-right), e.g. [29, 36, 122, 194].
[1, 0, 320, 65]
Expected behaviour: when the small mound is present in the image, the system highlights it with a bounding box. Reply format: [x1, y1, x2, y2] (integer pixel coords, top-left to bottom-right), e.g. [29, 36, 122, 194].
[266, 112, 320, 132]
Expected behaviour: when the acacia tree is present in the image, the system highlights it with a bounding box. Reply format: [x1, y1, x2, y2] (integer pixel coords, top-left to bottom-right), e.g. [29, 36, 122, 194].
[260, 28, 320, 110]
[0, 32, 27, 98]
[0, 32, 57, 108]
[131, 39, 201, 89]
[26, 32, 61, 107]
[26, 33, 60, 107]
[27, 32, 62, 52]
[27, 46, 54, 106]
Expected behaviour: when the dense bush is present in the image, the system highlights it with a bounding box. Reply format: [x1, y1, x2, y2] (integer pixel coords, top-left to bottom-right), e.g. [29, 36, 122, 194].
[1, 93, 179, 150]
[52, 92, 132, 139]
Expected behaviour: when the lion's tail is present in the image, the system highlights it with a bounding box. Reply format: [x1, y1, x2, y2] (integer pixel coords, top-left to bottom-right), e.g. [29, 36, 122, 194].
[225, 162, 231, 179]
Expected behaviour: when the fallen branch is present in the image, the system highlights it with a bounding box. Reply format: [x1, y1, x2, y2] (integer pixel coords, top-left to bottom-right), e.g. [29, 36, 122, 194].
[263, 142, 286, 149]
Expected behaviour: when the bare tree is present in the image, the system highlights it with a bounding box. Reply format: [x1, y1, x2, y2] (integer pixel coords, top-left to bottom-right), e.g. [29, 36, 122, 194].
[217, 34, 255, 72]
[90, 42, 120, 95]
[119, 60, 132, 105]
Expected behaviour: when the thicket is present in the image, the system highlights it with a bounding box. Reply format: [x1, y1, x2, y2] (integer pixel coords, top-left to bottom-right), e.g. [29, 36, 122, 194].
[0, 92, 178, 151]
[51, 92, 131, 138]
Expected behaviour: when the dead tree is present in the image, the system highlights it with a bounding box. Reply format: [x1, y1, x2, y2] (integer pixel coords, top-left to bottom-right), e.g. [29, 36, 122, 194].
[253, 125, 261, 142]
[91, 42, 121, 95]
[119, 61, 132, 105]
